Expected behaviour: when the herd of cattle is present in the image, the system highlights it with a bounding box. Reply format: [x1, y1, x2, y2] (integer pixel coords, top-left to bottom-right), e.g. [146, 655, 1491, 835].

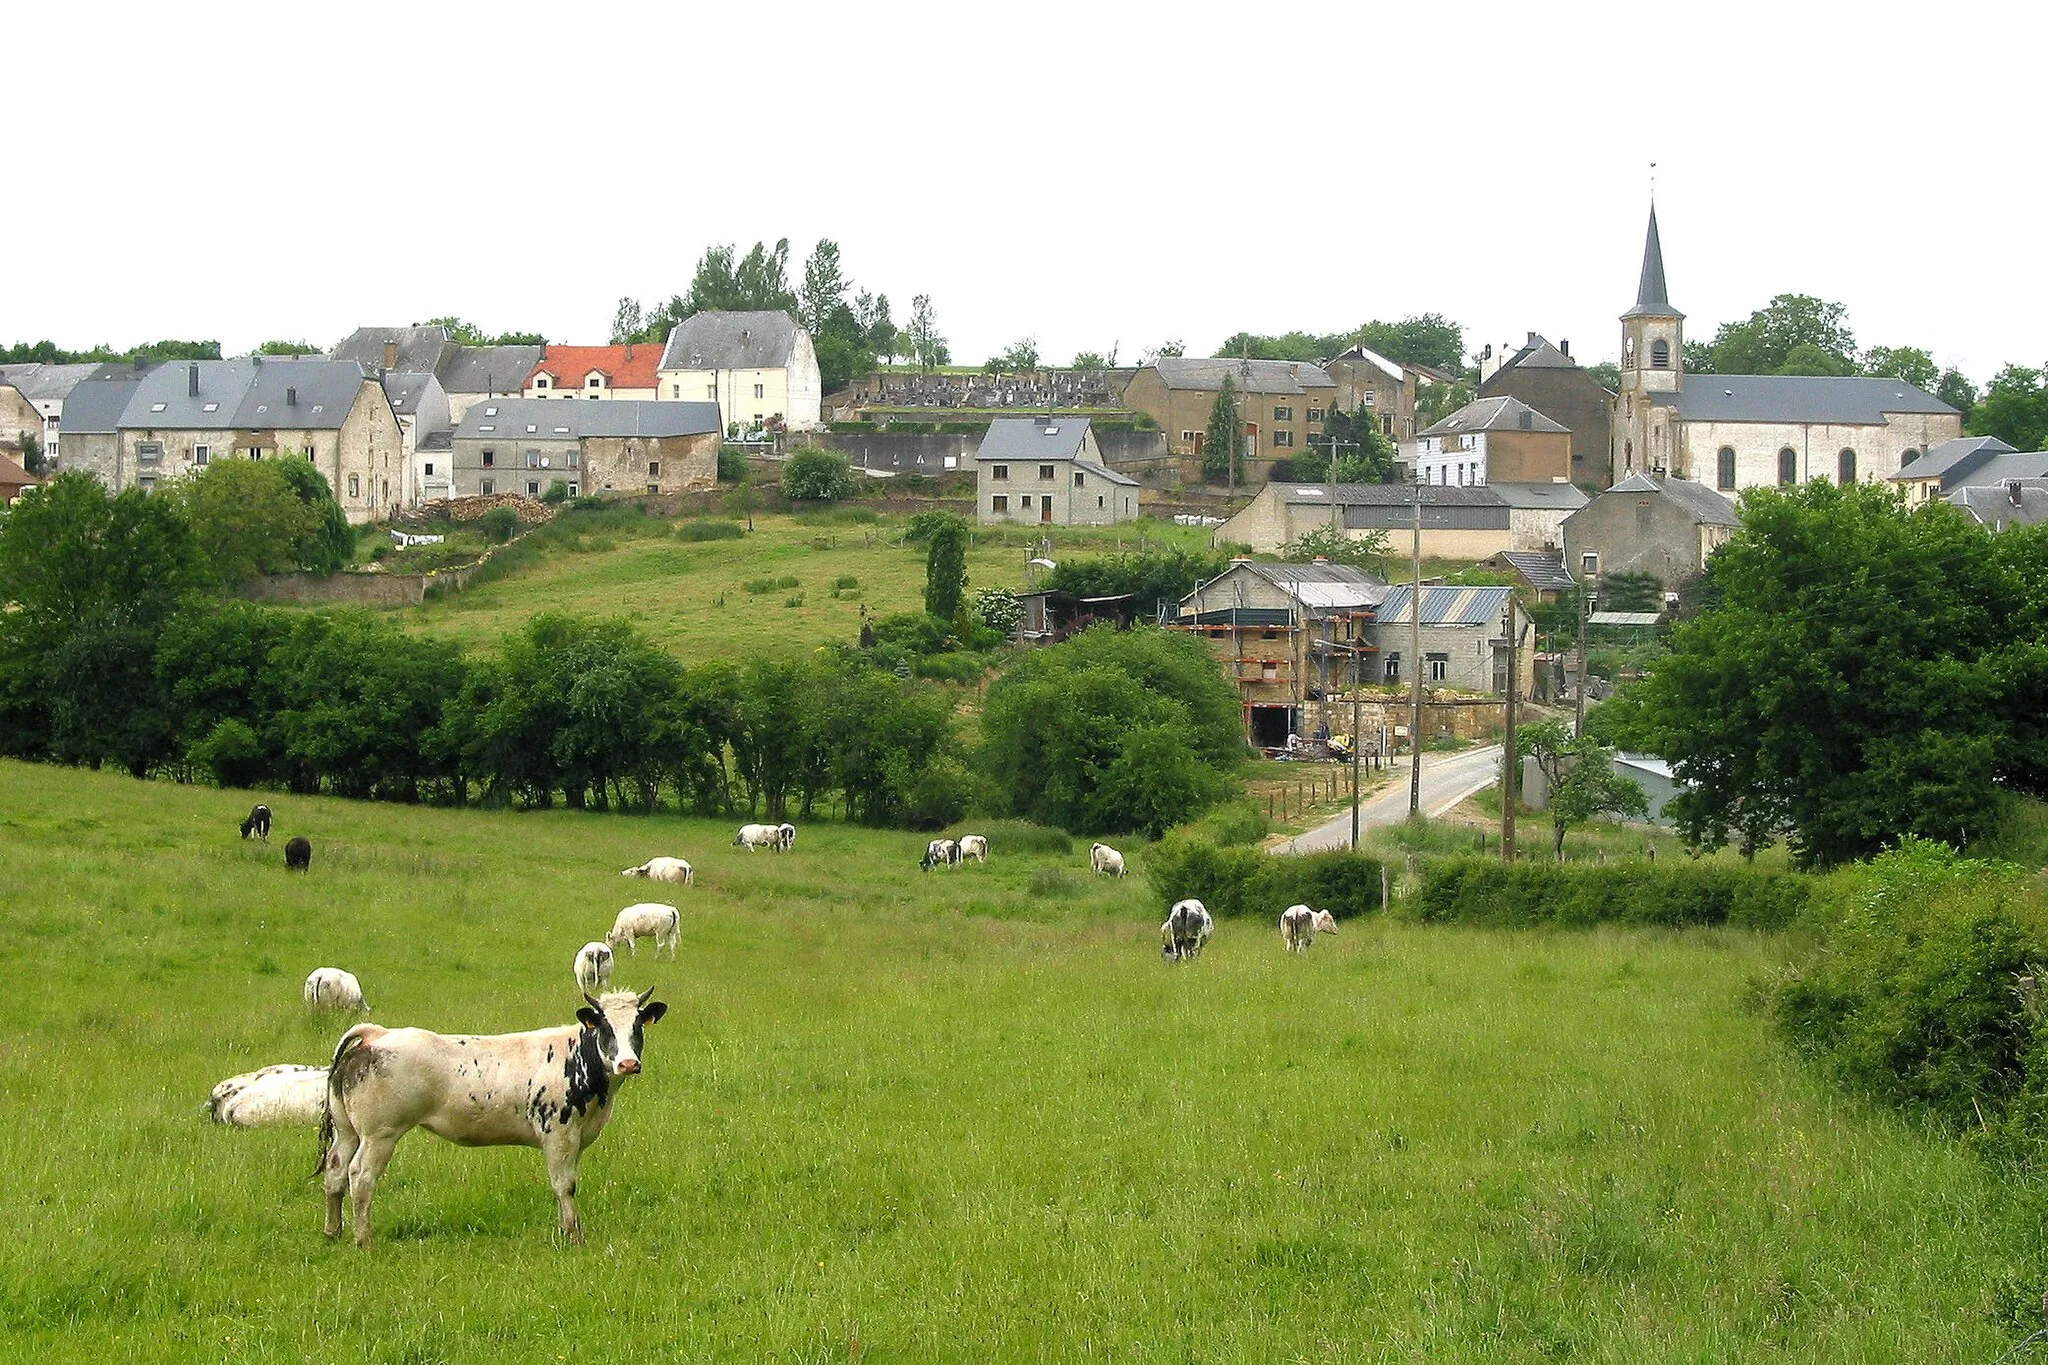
[206, 806, 1342, 1246]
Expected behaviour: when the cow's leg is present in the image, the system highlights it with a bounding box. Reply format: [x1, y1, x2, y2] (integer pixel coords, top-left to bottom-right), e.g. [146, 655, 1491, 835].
[323, 1111, 359, 1239]
[543, 1139, 585, 1244]
[348, 1129, 402, 1250]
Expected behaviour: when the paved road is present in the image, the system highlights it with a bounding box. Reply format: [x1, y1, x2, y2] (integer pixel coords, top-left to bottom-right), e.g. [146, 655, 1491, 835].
[1283, 744, 1504, 854]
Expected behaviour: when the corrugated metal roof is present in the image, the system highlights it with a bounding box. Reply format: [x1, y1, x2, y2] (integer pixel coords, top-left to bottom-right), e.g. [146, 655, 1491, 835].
[1588, 611, 1663, 626]
[1374, 584, 1512, 626]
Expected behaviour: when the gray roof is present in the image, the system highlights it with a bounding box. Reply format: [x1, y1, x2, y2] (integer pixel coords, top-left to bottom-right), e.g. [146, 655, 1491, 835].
[453, 397, 721, 441]
[57, 375, 147, 434]
[417, 429, 453, 452]
[1500, 334, 1579, 371]
[1150, 357, 1335, 395]
[1076, 460, 1139, 487]
[70, 359, 373, 433]
[660, 311, 803, 371]
[1375, 584, 1513, 627]
[1498, 550, 1576, 592]
[331, 325, 458, 376]
[1419, 395, 1570, 438]
[380, 371, 439, 416]
[439, 344, 545, 395]
[1182, 559, 1385, 614]
[1949, 451, 2048, 488]
[977, 417, 1092, 462]
[1895, 434, 2016, 483]
[1278, 481, 1506, 508]
[1599, 472, 1741, 527]
[1622, 204, 1681, 320]
[1488, 480, 1590, 511]
[0, 362, 101, 403]
[1327, 345, 1405, 381]
[1588, 611, 1664, 627]
[1652, 375, 1956, 424]
[1949, 480, 2048, 529]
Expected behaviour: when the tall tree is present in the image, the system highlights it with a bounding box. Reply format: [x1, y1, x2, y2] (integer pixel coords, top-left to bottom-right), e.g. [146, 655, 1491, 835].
[1707, 294, 1856, 375]
[1862, 345, 1939, 390]
[1936, 367, 1979, 415]
[905, 295, 947, 371]
[1203, 377, 1240, 484]
[856, 291, 897, 363]
[922, 515, 970, 621]
[168, 459, 320, 587]
[609, 297, 647, 346]
[799, 240, 848, 337]
[1353, 314, 1466, 373]
[1968, 365, 2048, 452]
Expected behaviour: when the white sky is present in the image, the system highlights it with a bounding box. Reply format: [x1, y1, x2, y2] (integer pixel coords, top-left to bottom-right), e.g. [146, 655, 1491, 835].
[12, 1, 2042, 382]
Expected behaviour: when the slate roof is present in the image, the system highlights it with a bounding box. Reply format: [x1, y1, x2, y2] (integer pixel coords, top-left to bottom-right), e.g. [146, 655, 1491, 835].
[73, 359, 373, 432]
[1651, 375, 1955, 424]
[454, 397, 721, 440]
[1077, 460, 1139, 487]
[331, 325, 458, 376]
[1895, 434, 2016, 483]
[1622, 204, 1682, 320]
[1150, 357, 1336, 395]
[1328, 345, 1405, 382]
[440, 344, 545, 395]
[1488, 481, 1590, 511]
[1498, 550, 1576, 592]
[1419, 395, 1570, 438]
[528, 344, 662, 392]
[1950, 480, 2048, 529]
[1598, 472, 1741, 527]
[380, 371, 439, 416]
[1951, 452, 2048, 487]
[1498, 334, 1579, 371]
[660, 311, 804, 371]
[0, 362, 101, 403]
[57, 375, 147, 434]
[977, 417, 1091, 462]
[1374, 584, 1513, 627]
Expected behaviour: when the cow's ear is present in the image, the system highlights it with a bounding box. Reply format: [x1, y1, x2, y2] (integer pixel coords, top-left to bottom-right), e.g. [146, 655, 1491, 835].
[639, 1002, 668, 1026]
[576, 1007, 602, 1030]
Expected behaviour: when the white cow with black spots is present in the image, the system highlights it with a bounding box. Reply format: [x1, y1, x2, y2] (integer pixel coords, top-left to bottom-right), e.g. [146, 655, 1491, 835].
[210, 1063, 328, 1127]
[1162, 899, 1213, 962]
[1280, 904, 1339, 954]
[304, 968, 369, 1012]
[573, 941, 615, 993]
[956, 834, 988, 864]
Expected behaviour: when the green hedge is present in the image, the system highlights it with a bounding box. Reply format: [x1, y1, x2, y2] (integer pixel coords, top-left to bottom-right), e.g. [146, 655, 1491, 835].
[1410, 857, 1807, 929]
[1146, 835, 1384, 919]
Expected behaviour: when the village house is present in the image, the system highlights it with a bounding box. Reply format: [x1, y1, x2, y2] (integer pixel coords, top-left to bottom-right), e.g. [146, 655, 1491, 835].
[1560, 471, 1740, 588]
[525, 344, 662, 402]
[331, 326, 544, 424]
[659, 310, 822, 432]
[1121, 357, 1336, 482]
[1892, 436, 2047, 505]
[380, 371, 454, 505]
[0, 373, 40, 459]
[1480, 548, 1577, 604]
[0, 450, 41, 503]
[1612, 206, 1962, 490]
[0, 361, 106, 467]
[1477, 333, 1614, 487]
[449, 397, 720, 499]
[1214, 479, 1580, 559]
[1949, 479, 2048, 532]
[1415, 394, 1572, 487]
[1323, 345, 1418, 441]
[61, 357, 404, 522]
[975, 417, 1139, 526]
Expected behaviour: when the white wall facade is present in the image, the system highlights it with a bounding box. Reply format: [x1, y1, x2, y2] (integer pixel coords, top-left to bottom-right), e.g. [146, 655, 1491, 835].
[1417, 430, 1490, 486]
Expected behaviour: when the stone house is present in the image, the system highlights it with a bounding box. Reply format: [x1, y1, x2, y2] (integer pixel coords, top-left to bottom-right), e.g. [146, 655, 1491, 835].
[659, 311, 822, 432]
[524, 344, 662, 402]
[380, 371, 454, 505]
[1324, 345, 1418, 441]
[975, 417, 1138, 526]
[1480, 549, 1576, 604]
[61, 357, 404, 522]
[1121, 358, 1336, 483]
[0, 361, 106, 467]
[331, 326, 543, 424]
[1416, 395, 1572, 487]
[1612, 205, 1962, 489]
[1560, 471, 1740, 587]
[1478, 333, 1614, 488]
[1949, 479, 2048, 532]
[450, 398, 720, 498]
[0, 376, 40, 458]
[1214, 481, 1519, 560]
[1491, 480, 1588, 550]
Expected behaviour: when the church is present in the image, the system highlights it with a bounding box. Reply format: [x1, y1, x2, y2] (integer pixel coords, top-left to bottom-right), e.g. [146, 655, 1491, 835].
[1611, 208, 1962, 494]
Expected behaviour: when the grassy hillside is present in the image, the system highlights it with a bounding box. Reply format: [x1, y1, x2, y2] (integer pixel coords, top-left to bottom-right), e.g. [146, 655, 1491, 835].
[1, 760, 2040, 1360]
[395, 509, 1210, 660]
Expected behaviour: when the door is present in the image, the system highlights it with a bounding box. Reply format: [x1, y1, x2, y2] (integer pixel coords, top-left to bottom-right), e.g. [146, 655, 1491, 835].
[1040, 498, 1053, 523]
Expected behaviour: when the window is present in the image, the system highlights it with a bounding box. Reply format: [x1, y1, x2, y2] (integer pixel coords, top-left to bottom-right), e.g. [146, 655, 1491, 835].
[1039, 464, 1055, 480]
[648, 462, 660, 477]
[1838, 448, 1857, 484]
[526, 481, 540, 496]
[1581, 552, 1599, 576]
[1181, 430, 1198, 444]
[1273, 406, 1293, 422]
[1426, 653, 1449, 682]
[706, 384, 716, 399]
[1097, 495, 1105, 508]
[588, 375, 602, 388]
[1261, 661, 1278, 680]
[672, 384, 680, 398]
[348, 474, 360, 499]
[1021, 495, 1033, 508]
[1650, 339, 1670, 369]
[566, 451, 581, 468]
[1306, 407, 1325, 423]
[648, 484, 659, 494]
[481, 479, 495, 494]
[753, 383, 764, 400]
[138, 475, 156, 493]
[991, 464, 1009, 480]
[568, 482, 579, 496]
[526, 450, 541, 468]
[482, 449, 495, 467]
[137, 441, 163, 463]
[588, 393, 600, 400]
[1381, 414, 1393, 436]
[1073, 471, 1085, 487]
[193, 443, 210, 465]
[536, 377, 549, 389]
[1272, 430, 1294, 449]
[1384, 653, 1400, 682]
[1778, 447, 1797, 486]
[423, 462, 435, 477]
[1717, 446, 1736, 490]
[992, 494, 1008, 512]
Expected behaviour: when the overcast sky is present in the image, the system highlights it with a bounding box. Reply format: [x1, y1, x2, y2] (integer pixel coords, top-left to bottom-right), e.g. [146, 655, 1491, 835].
[13, 1, 2041, 381]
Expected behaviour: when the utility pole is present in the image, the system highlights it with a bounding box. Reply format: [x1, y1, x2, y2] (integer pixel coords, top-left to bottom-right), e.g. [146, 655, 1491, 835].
[1350, 689, 1363, 850]
[1407, 477, 1423, 819]
[1501, 598, 1519, 863]
[1574, 580, 1590, 737]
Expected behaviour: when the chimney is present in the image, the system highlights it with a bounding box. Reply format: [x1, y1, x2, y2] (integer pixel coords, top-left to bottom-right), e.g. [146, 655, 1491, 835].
[2010, 479, 2024, 507]
[1517, 409, 1533, 430]
[1559, 338, 1570, 358]
[625, 343, 635, 362]
[133, 355, 147, 371]
[286, 386, 298, 408]
[1526, 331, 1538, 346]
[383, 340, 399, 371]
[187, 363, 199, 396]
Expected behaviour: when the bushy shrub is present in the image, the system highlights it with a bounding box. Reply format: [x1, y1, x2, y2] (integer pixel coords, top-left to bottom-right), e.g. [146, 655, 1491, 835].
[717, 446, 748, 483]
[677, 519, 746, 542]
[1182, 799, 1271, 847]
[1410, 857, 1807, 929]
[187, 717, 266, 788]
[780, 447, 857, 502]
[871, 612, 953, 656]
[542, 479, 570, 504]
[975, 586, 1024, 637]
[833, 575, 860, 590]
[899, 754, 976, 829]
[958, 819, 1073, 856]
[1146, 835, 1384, 919]
[479, 506, 520, 543]
[913, 652, 986, 684]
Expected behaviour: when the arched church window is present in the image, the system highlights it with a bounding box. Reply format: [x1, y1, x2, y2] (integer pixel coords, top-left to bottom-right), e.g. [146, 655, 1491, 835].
[1838, 448, 1857, 484]
[1650, 339, 1670, 369]
[1778, 448, 1797, 486]
[1717, 447, 1736, 490]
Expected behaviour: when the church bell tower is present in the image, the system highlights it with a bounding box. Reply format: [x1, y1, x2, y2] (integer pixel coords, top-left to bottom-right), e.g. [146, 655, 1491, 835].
[1616, 204, 1685, 476]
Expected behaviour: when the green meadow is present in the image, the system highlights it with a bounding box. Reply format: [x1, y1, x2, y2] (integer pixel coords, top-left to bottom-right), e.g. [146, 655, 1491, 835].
[0, 759, 2039, 1361]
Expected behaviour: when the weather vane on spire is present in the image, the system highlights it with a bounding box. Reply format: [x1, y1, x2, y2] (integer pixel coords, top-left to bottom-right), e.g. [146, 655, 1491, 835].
[1650, 161, 1657, 199]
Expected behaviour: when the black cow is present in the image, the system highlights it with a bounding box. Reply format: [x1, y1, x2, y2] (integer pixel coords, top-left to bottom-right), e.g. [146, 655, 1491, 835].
[285, 836, 313, 872]
[241, 804, 273, 840]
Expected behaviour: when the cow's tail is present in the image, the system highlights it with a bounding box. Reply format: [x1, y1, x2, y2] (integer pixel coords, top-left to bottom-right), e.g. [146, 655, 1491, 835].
[316, 1023, 384, 1177]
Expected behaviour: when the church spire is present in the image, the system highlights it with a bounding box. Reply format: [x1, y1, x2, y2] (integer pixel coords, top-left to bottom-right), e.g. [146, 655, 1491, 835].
[1622, 204, 1682, 320]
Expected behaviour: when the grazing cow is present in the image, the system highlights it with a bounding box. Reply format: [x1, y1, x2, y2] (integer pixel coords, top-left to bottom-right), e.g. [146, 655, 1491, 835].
[305, 967, 369, 1012]
[605, 902, 680, 959]
[284, 836, 313, 871]
[957, 834, 989, 864]
[776, 823, 797, 852]
[920, 838, 959, 871]
[1090, 842, 1126, 878]
[320, 986, 668, 1247]
[734, 823, 778, 851]
[1162, 899, 1214, 962]
[209, 1063, 328, 1127]
[621, 857, 693, 886]
[1280, 904, 1340, 954]
[240, 804, 273, 841]
[574, 941, 615, 994]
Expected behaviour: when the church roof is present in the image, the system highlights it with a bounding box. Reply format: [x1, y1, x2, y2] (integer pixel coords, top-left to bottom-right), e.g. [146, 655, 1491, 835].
[1621, 205, 1682, 321]
[1651, 375, 1956, 425]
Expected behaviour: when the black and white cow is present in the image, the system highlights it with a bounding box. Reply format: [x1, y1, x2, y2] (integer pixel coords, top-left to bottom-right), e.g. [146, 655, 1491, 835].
[1280, 904, 1339, 954]
[210, 1063, 328, 1126]
[284, 836, 313, 871]
[1162, 899, 1214, 962]
[240, 804, 273, 841]
[920, 838, 959, 871]
[320, 987, 668, 1247]
[734, 823, 778, 851]
[776, 823, 797, 852]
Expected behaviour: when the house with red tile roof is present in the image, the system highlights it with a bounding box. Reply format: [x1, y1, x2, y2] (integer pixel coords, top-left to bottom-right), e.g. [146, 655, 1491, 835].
[523, 344, 662, 401]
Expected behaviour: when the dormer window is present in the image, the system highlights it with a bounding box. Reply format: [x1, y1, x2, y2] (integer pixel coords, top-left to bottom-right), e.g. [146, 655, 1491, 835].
[535, 377, 549, 389]
[587, 374, 603, 388]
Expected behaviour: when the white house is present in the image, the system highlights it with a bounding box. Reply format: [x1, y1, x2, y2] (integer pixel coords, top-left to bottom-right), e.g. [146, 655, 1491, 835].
[658, 311, 820, 433]
[381, 370, 454, 505]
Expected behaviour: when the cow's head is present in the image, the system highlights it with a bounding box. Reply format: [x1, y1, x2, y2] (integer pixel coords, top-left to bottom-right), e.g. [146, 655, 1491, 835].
[577, 987, 667, 1077]
[1313, 909, 1339, 935]
[622, 865, 648, 878]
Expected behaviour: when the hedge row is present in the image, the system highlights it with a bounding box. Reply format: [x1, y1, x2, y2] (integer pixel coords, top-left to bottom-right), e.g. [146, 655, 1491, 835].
[1410, 857, 1807, 930]
[1146, 835, 1384, 920]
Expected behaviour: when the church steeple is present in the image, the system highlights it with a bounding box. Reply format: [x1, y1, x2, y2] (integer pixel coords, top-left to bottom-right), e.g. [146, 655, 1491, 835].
[1622, 204, 1682, 320]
